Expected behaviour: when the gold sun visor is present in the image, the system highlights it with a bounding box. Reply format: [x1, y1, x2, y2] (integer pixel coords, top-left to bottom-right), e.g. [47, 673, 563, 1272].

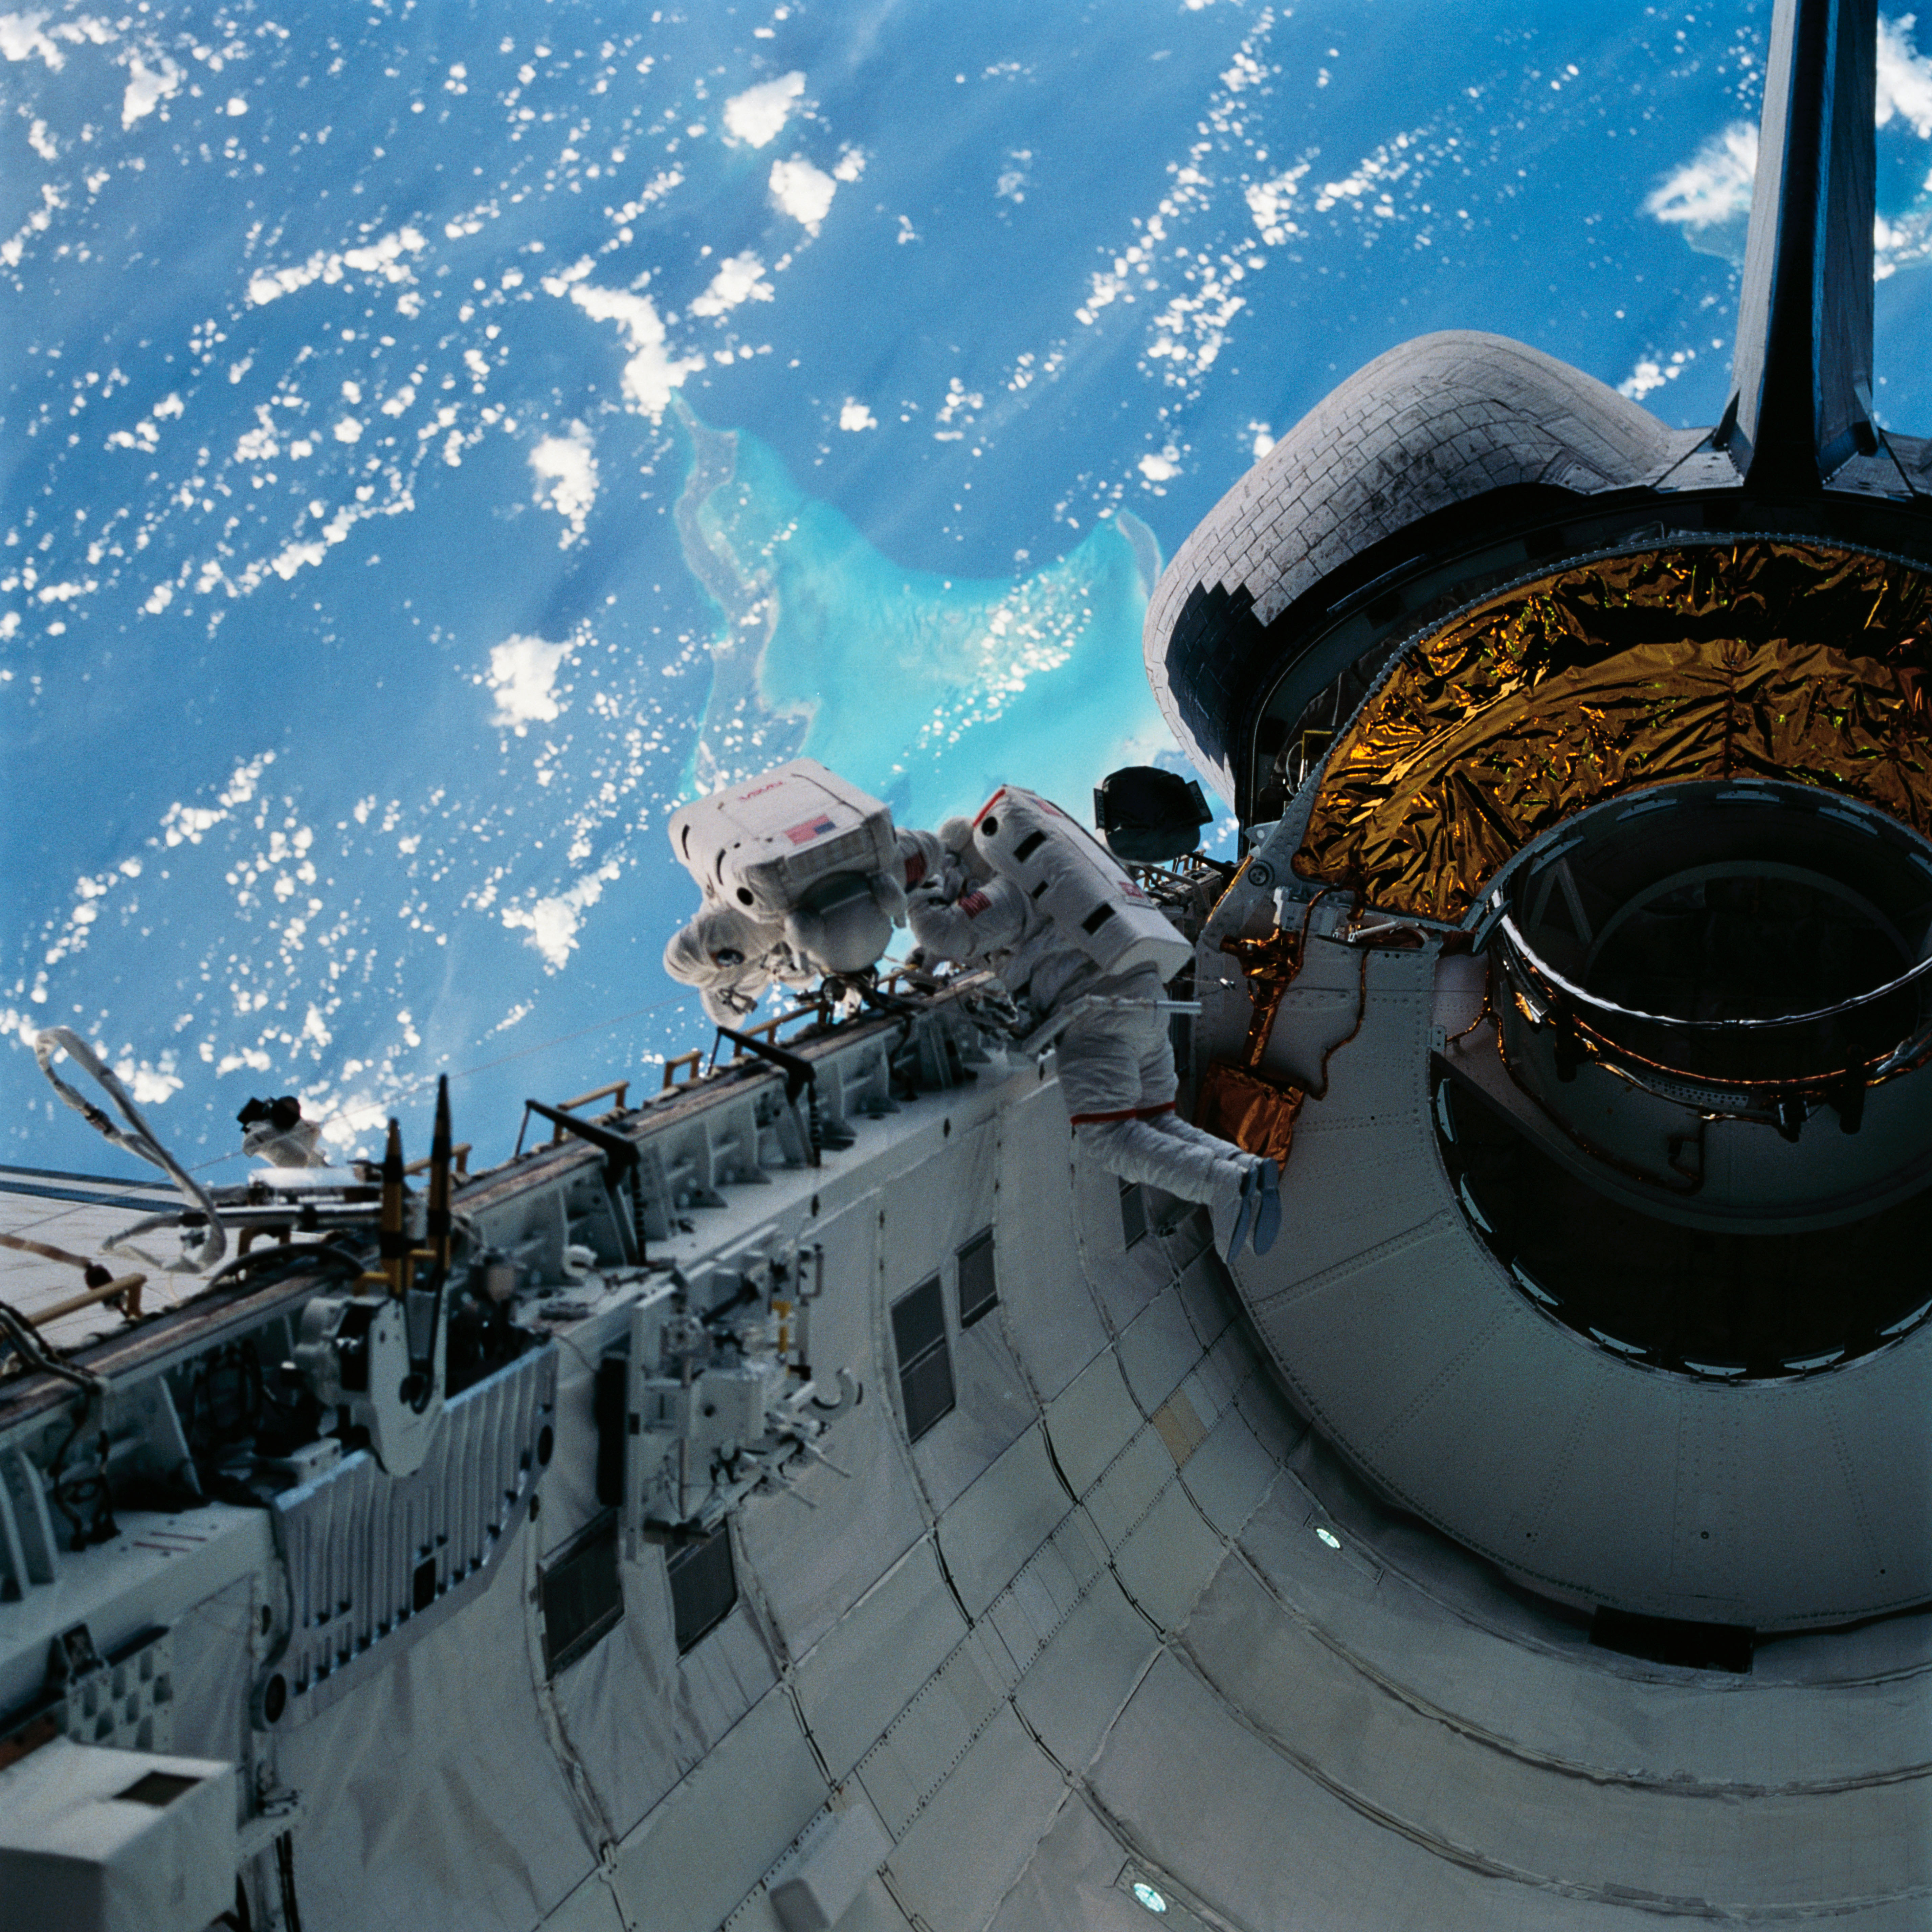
[1291, 541, 1932, 921]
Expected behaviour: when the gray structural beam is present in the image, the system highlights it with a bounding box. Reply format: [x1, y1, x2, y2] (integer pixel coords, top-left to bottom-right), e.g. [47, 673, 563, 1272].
[1724, 0, 1878, 486]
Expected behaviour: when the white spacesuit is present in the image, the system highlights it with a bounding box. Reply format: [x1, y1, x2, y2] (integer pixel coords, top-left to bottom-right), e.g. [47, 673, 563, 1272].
[911, 805, 1280, 1263]
[664, 826, 949, 1028]
[662, 903, 816, 1029]
[237, 1094, 329, 1167]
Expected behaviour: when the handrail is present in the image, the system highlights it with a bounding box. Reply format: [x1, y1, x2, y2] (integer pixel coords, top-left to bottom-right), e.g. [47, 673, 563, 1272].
[27, 1272, 146, 1328]
[405, 1142, 470, 1179]
[549, 1081, 629, 1143]
[729, 1005, 825, 1051]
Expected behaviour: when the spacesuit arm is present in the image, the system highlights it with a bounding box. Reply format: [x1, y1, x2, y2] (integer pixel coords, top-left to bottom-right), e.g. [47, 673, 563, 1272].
[907, 874, 1029, 963]
[896, 827, 949, 896]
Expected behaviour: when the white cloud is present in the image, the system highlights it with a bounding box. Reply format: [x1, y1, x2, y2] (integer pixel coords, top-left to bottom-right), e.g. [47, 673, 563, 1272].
[1617, 357, 1680, 401]
[1246, 162, 1310, 246]
[1645, 121, 1757, 237]
[0, 13, 64, 68]
[565, 281, 705, 420]
[769, 156, 837, 233]
[256, 504, 356, 584]
[235, 404, 279, 463]
[342, 228, 427, 279]
[247, 228, 426, 306]
[226, 94, 247, 116]
[0, 10, 113, 67]
[485, 633, 575, 733]
[834, 147, 867, 182]
[689, 250, 774, 318]
[121, 53, 181, 129]
[123, 1064, 182, 1105]
[529, 421, 598, 546]
[1138, 450, 1180, 482]
[502, 861, 620, 971]
[1879, 13, 1932, 136]
[1874, 207, 1932, 278]
[724, 70, 804, 147]
[158, 752, 275, 848]
[332, 417, 363, 443]
[538, 254, 595, 297]
[839, 399, 878, 431]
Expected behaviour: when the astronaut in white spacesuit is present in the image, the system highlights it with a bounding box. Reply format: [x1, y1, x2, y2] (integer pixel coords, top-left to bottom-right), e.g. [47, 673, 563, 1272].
[662, 903, 816, 1029]
[910, 801, 1280, 1264]
[664, 826, 948, 1028]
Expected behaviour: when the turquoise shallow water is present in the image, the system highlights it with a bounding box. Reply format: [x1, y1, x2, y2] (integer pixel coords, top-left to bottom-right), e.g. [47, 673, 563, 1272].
[681, 420, 1175, 836]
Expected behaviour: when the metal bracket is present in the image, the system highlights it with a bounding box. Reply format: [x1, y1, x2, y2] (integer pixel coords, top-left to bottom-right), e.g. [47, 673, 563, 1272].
[713, 1026, 822, 1168]
[520, 1100, 642, 1263]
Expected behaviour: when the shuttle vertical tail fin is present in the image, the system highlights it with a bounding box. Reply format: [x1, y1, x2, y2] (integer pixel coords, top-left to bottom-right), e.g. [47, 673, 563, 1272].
[1724, 0, 1878, 486]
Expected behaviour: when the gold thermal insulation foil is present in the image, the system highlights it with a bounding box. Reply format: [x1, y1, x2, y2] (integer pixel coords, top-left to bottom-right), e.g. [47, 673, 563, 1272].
[1291, 541, 1932, 921]
[1195, 1062, 1305, 1171]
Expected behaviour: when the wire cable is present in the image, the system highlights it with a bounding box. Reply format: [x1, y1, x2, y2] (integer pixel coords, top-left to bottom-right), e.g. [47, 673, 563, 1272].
[34, 1028, 226, 1275]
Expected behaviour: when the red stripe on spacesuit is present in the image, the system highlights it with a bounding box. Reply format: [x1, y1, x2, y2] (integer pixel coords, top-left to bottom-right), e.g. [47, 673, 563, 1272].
[1066, 1102, 1178, 1125]
[904, 851, 926, 887]
[958, 889, 992, 915]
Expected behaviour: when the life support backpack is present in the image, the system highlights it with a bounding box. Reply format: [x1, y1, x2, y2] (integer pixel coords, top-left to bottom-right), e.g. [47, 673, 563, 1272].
[667, 759, 905, 974]
[669, 759, 899, 916]
[972, 787, 1193, 981]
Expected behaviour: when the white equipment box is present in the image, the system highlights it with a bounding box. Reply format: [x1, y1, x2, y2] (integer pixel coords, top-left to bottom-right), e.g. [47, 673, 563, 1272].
[768, 1798, 893, 1932]
[0, 1738, 238, 1932]
[669, 760, 898, 918]
[973, 786, 1193, 981]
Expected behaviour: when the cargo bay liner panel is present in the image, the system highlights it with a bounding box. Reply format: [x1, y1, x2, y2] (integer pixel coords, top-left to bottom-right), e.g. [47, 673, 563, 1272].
[0, 972, 1926, 1930]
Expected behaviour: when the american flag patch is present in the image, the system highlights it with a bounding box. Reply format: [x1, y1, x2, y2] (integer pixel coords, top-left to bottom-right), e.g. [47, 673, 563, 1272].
[959, 889, 992, 916]
[783, 814, 837, 845]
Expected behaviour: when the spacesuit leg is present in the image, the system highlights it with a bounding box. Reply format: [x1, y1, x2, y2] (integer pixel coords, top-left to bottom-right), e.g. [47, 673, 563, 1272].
[1058, 1002, 1265, 1261]
[1073, 1117, 1269, 1264]
[1072, 1116, 1242, 1206]
[1129, 1017, 1281, 1252]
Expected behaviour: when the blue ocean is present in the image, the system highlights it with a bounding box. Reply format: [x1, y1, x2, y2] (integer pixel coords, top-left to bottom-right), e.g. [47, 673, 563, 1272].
[6, 0, 1932, 1173]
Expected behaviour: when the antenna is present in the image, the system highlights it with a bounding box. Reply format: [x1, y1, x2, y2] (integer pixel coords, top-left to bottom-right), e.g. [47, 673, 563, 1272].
[427, 1075, 452, 1275]
[380, 1118, 406, 1298]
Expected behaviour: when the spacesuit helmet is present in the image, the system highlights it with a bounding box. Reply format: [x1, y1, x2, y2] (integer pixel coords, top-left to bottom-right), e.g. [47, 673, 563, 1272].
[939, 816, 995, 884]
[663, 904, 784, 985]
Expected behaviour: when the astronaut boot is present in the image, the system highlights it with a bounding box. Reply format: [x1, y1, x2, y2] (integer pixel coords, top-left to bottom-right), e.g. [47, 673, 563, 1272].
[1146, 1112, 1278, 1258]
[1220, 1165, 1260, 1266]
[1247, 1155, 1281, 1257]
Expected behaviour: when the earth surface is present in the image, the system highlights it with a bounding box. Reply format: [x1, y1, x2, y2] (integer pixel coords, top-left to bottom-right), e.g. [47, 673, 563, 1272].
[6, 0, 1932, 1178]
